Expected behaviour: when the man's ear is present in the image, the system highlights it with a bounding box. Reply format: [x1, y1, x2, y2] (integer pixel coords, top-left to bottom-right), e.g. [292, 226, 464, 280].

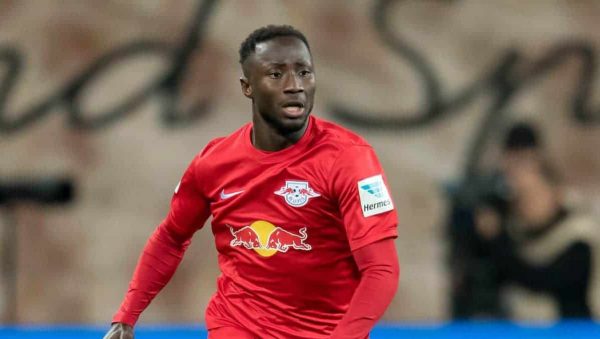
[240, 76, 252, 98]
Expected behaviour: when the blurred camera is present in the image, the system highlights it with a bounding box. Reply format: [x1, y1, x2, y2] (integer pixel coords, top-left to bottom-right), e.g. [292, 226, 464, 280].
[446, 172, 511, 216]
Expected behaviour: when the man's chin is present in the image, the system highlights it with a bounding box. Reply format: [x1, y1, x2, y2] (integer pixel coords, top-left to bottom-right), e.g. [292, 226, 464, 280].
[278, 115, 309, 134]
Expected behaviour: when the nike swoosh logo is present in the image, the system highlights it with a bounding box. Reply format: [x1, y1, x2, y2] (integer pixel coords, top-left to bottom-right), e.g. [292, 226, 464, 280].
[220, 189, 244, 200]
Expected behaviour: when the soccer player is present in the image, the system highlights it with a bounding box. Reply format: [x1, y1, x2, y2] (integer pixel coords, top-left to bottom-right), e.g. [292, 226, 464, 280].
[104, 25, 399, 339]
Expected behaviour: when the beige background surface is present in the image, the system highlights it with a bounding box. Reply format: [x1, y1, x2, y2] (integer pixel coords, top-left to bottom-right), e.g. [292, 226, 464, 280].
[1, 0, 599, 324]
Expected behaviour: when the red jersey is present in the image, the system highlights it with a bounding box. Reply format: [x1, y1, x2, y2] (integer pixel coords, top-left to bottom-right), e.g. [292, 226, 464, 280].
[118, 116, 398, 338]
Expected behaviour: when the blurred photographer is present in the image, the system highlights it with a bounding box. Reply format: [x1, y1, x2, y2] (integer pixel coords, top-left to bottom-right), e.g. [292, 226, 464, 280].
[474, 123, 599, 320]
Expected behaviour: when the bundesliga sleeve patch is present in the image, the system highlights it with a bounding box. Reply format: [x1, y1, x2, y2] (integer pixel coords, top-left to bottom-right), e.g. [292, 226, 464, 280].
[357, 174, 394, 217]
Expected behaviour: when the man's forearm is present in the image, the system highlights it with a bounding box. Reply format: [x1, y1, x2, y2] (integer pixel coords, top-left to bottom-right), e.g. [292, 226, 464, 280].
[330, 238, 400, 339]
[113, 221, 192, 326]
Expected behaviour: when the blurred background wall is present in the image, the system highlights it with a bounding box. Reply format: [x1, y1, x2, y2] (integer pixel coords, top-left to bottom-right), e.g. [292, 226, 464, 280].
[0, 0, 599, 325]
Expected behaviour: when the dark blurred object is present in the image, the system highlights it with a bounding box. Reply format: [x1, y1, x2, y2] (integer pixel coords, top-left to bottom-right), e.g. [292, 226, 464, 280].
[446, 121, 540, 319]
[445, 173, 511, 318]
[446, 121, 598, 320]
[0, 178, 74, 205]
[0, 177, 75, 324]
[445, 173, 511, 213]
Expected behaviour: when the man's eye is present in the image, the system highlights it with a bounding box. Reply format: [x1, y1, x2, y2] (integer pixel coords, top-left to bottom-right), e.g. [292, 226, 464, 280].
[299, 70, 312, 77]
[269, 72, 282, 78]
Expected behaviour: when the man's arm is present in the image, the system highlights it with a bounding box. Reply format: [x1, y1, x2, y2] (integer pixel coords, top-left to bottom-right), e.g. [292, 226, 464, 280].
[104, 152, 212, 338]
[328, 144, 400, 338]
[112, 219, 197, 325]
[490, 236, 591, 292]
[474, 211, 592, 292]
[104, 219, 193, 339]
[330, 238, 400, 339]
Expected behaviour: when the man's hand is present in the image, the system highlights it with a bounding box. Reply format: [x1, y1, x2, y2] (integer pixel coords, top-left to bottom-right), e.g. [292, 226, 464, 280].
[103, 322, 134, 339]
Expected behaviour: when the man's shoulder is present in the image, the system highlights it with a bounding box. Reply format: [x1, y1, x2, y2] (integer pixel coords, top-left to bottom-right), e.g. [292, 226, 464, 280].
[199, 136, 227, 158]
[192, 123, 250, 164]
[313, 116, 371, 150]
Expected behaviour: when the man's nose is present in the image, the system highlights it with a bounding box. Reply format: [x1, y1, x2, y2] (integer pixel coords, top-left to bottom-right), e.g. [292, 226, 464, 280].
[283, 73, 304, 93]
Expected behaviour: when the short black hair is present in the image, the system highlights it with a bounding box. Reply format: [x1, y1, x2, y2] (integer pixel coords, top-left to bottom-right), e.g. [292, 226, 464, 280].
[503, 122, 541, 151]
[239, 25, 310, 64]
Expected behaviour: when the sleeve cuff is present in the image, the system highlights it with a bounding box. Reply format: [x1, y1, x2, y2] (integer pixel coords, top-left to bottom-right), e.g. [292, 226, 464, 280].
[349, 227, 398, 252]
[112, 310, 139, 327]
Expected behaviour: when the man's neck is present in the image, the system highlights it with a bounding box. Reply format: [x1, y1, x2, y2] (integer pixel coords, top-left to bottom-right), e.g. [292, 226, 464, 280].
[251, 113, 308, 152]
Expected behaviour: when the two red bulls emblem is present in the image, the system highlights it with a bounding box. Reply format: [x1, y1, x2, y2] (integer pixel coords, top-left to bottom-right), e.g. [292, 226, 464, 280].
[228, 221, 312, 257]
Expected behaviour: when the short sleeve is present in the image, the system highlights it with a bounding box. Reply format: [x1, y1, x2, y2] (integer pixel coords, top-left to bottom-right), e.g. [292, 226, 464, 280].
[331, 145, 398, 251]
[164, 154, 211, 239]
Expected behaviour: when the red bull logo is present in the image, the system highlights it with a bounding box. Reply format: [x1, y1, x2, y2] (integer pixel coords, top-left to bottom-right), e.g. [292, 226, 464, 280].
[228, 220, 312, 257]
[274, 180, 320, 207]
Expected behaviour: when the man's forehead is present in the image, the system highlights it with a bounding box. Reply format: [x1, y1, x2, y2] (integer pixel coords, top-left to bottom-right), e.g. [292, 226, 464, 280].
[252, 36, 311, 64]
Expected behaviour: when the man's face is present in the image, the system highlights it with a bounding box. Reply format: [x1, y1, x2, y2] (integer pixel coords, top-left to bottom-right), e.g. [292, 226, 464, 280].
[501, 149, 539, 179]
[241, 36, 315, 134]
[501, 148, 559, 227]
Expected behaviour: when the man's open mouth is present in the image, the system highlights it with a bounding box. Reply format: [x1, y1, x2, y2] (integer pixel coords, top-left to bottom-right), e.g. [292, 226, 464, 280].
[282, 101, 305, 118]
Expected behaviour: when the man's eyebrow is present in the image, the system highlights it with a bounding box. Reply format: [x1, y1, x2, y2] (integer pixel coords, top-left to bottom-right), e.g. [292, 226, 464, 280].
[262, 62, 287, 67]
[261, 61, 312, 68]
[295, 61, 312, 67]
